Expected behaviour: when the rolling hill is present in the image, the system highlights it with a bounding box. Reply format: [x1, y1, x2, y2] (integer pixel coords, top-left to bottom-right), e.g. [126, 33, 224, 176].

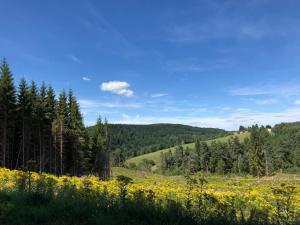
[87, 123, 227, 158]
[126, 131, 250, 169]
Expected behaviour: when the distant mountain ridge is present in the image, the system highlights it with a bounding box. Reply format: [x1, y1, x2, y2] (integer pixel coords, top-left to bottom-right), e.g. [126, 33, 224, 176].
[87, 123, 227, 158]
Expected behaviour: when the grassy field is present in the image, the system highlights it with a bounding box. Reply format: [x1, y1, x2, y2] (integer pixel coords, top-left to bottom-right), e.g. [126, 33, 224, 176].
[126, 131, 249, 169]
[1, 167, 299, 225]
[112, 167, 300, 187]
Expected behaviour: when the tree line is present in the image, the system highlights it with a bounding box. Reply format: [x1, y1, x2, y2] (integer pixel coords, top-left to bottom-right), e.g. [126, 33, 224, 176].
[87, 124, 226, 166]
[161, 124, 300, 176]
[0, 59, 110, 179]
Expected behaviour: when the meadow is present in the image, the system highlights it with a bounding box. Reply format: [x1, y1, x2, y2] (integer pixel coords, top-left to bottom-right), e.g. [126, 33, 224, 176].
[0, 167, 299, 225]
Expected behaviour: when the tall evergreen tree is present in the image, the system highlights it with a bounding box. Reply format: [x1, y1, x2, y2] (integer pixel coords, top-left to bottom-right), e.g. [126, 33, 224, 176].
[66, 90, 86, 175]
[0, 59, 16, 168]
[36, 82, 48, 172]
[248, 125, 265, 177]
[199, 142, 210, 173]
[91, 117, 110, 180]
[53, 90, 68, 175]
[46, 85, 56, 173]
[16, 78, 32, 168]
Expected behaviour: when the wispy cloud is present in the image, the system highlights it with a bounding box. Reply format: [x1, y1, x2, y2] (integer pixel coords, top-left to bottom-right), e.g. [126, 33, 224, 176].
[165, 57, 235, 74]
[166, 1, 297, 44]
[68, 55, 81, 63]
[229, 84, 300, 97]
[113, 107, 300, 130]
[250, 98, 277, 105]
[78, 99, 142, 109]
[295, 100, 300, 105]
[151, 93, 168, 98]
[82, 76, 91, 81]
[80, 2, 142, 58]
[100, 81, 134, 97]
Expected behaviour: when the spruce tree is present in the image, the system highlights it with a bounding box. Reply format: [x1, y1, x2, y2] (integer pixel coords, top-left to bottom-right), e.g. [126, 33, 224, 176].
[92, 117, 110, 180]
[0, 59, 16, 168]
[45, 85, 56, 173]
[17, 78, 32, 168]
[66, 90, 85, 175]
[53, 90, 68, 175]
[199, 142, 210, 173]
[248, 125, 265, 177]
[29, 81, 39, 169]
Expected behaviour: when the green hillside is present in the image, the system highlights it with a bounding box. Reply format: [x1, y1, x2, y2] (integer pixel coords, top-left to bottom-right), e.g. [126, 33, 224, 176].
[127, 131, 249, 169]
[87, 123, 226, 159]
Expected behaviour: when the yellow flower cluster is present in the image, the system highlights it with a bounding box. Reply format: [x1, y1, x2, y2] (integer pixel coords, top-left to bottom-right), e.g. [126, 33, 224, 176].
[0, 168, 299, 218]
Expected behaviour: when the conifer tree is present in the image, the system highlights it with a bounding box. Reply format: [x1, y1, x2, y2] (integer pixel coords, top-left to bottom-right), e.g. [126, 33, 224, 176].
[36, 82, 48, 172]
[53, 90, 68, 175]
[46, 85, 56, 173]
[92, 117, 110, 180]
[0, 59, 16, 168]
[248, 125, 265, 177]
[17, 78, 32, 168]
[66, 90, 85, 175]
[199, 142, 210, 173]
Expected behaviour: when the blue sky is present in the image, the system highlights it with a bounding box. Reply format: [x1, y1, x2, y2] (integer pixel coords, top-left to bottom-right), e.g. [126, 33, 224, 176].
[1, 0, 300, 130]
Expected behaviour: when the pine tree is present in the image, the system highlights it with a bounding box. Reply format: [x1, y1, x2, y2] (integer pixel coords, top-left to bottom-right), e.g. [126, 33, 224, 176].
[17, 78, 32, 168]
[66, 90, 85, 175]
[45, 85, 56, 173]
[194, 139, 201, 171]
[174, 144, 184, 168]
[199, 142, 210, 173]
[53, 90, 68, 175]
[36, 82, 48, 172]
[91, 117, 110, 180]
[0, 59, 16, 168]
[248, 125, 265, 177]
[29, 81, 39, 169]
[228, 136, 244, 174]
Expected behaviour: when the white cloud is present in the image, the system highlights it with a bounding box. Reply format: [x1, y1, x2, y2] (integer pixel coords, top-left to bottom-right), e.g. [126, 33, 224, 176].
[112, 107, 300, 131]
[151, 93, 168, 98]
[100, 81, 133, 97]
[78, 99, 142, 109]
[295, 100, 300, 105]
[68, 55, 81, 63]
[82, 76, 91, 81]
[250, 98, 277, 105]
[121, 114, 130, 119]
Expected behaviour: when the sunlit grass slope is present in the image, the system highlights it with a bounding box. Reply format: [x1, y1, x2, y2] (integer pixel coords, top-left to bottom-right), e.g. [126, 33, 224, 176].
[126, 132, 249, 169]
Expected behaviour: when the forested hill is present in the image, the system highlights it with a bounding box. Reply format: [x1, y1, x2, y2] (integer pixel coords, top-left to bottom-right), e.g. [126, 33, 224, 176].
[87, 124, 227, 158]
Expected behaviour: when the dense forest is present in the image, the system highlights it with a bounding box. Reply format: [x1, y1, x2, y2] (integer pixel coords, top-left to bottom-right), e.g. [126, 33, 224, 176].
[161, 124, 300, 175]
[87, 124, 226, 164]
[0, 59, 110, 179]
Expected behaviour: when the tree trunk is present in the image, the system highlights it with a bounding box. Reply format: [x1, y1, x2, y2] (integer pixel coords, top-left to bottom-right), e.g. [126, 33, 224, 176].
[54, 133, 57, 175]
[2, 113, 7, 167]
[60, 122, 63, 175]
[39, 125, 42, 172]
[265, 158, 269, 176]
[22, 117, 25, 168]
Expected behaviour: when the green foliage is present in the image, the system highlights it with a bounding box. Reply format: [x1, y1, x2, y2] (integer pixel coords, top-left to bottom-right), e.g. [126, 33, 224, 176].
[271, 184, 297, 225]
[90, 117, 110, 180]
[87, 123, 226, 160]
[116, 175, 133, 201]
[0, 59, 16, 168]
[0, 59, 108, 179]
[137, 159, 155, 171]
[160, 123, 300, 176]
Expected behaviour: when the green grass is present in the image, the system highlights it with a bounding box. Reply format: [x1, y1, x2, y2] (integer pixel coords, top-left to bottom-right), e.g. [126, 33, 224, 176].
[111, 167, 300, 189]
[126, 131, 249, 170]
